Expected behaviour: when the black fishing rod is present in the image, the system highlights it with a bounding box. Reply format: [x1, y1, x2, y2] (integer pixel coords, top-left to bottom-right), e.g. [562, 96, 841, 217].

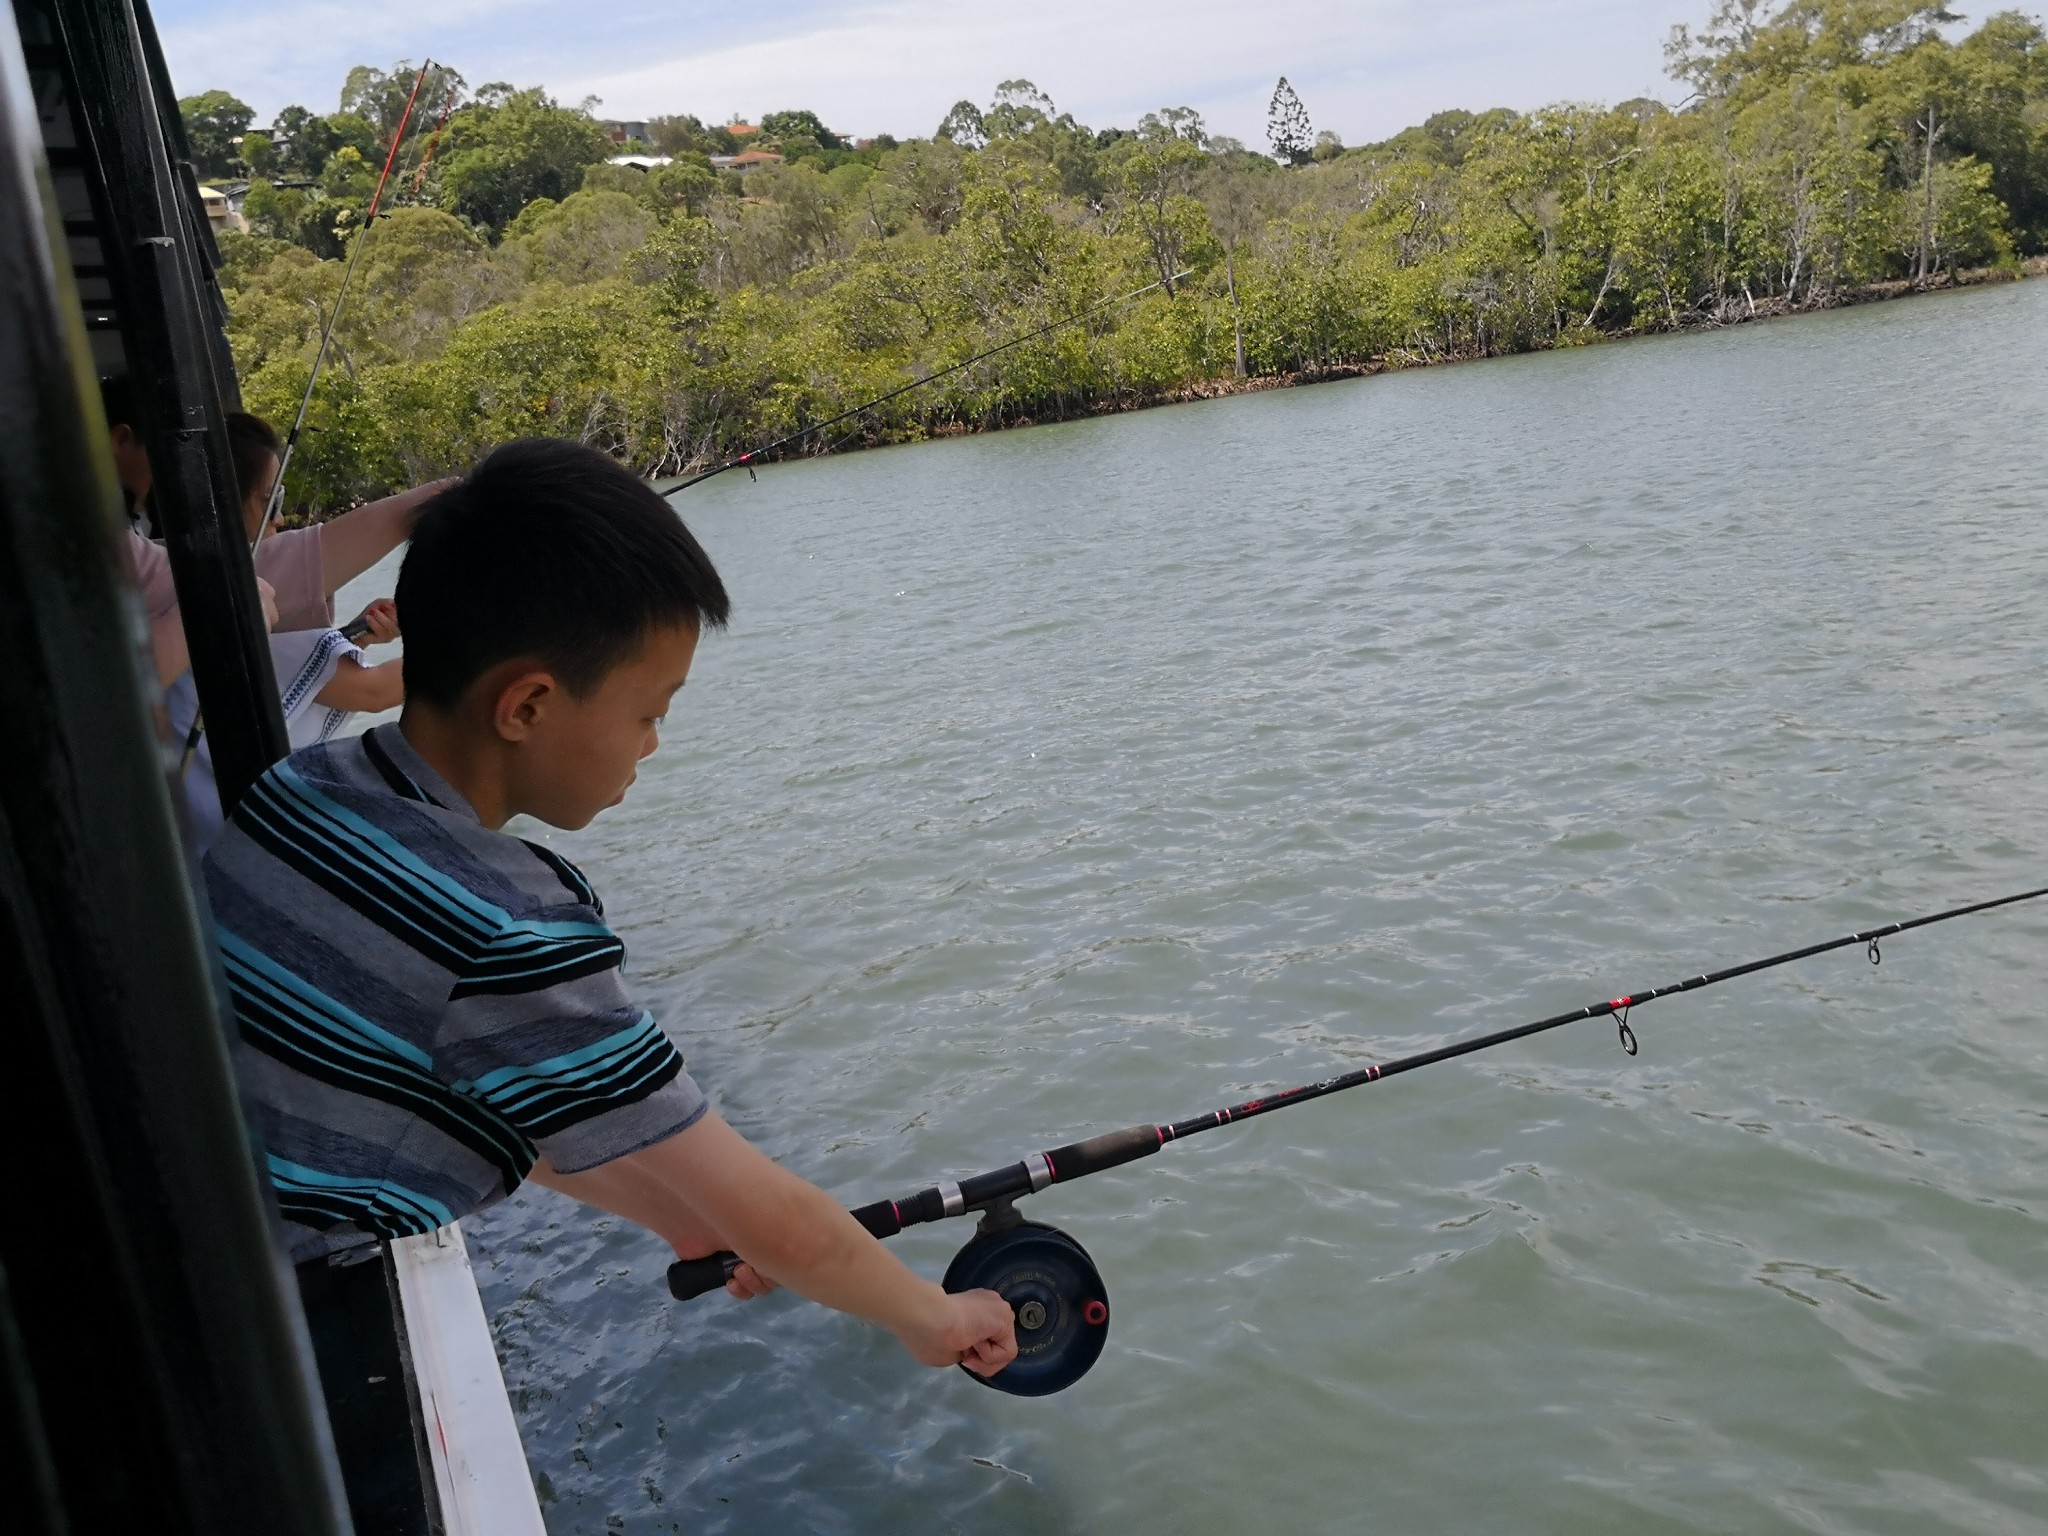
[662, 271, 1193, 495]
[668, 885, 2048, 1395]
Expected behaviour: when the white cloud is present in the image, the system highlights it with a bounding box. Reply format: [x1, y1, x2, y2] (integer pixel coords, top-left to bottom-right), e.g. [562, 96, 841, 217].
[155, 0, 1695, 144]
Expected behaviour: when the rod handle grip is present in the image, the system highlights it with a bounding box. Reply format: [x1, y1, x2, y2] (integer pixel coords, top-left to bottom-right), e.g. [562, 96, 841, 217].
[667, 1252, 739, 1302]
[1046, 1123, 1161, 1182]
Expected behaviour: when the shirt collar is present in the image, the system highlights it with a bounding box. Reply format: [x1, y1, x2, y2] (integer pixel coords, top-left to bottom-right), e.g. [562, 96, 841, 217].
[365, 723, 482, 825]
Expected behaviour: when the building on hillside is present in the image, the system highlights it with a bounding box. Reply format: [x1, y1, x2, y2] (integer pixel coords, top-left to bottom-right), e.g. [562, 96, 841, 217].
[606, 154, 672, 170]
[727, 122, 759, 137]
[600, 119, 651, 145]
[195, 181, 245, 233]
[709, 149, 783, 175]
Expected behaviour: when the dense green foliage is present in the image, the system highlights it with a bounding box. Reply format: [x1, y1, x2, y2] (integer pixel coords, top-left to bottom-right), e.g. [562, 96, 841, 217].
[193, 2, 2048, 513]
[176, 88, 254, 176]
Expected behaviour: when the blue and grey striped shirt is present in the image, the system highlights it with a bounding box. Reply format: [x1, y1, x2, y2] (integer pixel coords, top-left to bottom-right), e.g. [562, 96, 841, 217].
[204, 724, 707, 1260]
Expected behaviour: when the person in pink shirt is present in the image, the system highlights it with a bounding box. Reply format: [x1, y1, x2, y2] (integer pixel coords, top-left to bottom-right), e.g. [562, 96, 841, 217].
[107, 392, 449, 684]
[146, 410, 426, 850]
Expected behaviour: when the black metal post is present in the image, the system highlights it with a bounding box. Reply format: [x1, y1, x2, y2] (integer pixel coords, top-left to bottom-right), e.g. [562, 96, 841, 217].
[43, 0, 285, 811]
[0, 13, 349, 1534]
[135, 0, 242, 410]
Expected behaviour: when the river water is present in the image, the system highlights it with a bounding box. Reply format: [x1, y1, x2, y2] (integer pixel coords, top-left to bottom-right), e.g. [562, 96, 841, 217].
[437, 282, 2048, 1534]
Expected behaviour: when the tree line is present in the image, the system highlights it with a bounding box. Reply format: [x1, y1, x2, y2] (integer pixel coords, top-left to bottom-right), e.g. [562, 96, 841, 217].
[184, 1, 2048, 514]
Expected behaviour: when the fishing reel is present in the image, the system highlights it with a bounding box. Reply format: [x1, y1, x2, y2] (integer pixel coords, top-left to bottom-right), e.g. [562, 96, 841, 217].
[942, 1199, 1109, 1397]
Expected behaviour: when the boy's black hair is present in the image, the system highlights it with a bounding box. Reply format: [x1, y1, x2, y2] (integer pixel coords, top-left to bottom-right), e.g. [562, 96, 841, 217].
[396, 438, 730, 708]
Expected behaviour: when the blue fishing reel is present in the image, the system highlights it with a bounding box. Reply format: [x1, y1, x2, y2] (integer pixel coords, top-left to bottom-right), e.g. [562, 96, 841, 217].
[942, 1209, 1109, 1397]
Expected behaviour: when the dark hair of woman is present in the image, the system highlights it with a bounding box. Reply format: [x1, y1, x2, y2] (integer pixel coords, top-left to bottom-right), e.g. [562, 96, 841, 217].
[224, 411, 283, 507]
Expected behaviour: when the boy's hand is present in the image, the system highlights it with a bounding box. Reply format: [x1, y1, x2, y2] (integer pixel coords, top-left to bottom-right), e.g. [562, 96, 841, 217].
[725, 1261, 778, 1300]
[347, 597, 400, 645]
[257, 577, 279, 632]
[895, 1287, 1018, 1377]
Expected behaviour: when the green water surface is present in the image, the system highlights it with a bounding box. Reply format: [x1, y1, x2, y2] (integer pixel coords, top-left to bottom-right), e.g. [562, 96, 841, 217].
[442, 282, 2048, 1535]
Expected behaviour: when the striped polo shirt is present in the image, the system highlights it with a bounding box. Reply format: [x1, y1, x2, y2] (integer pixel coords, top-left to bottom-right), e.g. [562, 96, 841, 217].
[204, 724, 707, 1261]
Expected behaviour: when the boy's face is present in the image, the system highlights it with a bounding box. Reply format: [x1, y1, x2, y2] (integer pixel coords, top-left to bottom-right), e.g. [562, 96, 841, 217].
[505, 623, 699, 830]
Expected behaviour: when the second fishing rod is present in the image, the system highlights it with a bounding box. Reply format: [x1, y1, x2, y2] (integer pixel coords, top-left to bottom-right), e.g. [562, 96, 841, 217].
[665, 884, 2048, 1396]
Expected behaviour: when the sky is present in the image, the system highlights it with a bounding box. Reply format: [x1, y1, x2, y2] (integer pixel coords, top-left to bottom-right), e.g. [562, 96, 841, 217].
[155, 0, 1710, 148]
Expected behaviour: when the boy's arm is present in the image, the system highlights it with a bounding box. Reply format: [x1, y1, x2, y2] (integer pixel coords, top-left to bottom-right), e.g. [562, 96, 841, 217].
[525, 1151, 778, 1296]
[318, 478, 457, 592]
[542, 1113, 1018, 1376]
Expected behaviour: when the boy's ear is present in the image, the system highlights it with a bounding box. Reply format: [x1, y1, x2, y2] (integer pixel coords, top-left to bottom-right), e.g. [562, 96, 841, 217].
[491, 667, 561, 742]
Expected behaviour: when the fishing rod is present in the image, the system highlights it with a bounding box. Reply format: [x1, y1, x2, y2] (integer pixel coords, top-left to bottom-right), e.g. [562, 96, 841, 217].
[253, 58, 437, 551]
[667, 885, 2048, 1396]
[662, 271, 1194, 496]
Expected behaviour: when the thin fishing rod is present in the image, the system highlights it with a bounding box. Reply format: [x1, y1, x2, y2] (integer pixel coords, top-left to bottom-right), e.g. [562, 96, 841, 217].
[253, 59, 436, 552]
[669, 884, 2048, 1299]
[662, 271, 1194, 495]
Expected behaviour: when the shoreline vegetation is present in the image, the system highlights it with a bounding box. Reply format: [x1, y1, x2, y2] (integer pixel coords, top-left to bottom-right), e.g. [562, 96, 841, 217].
[888, 255, 2048, 442]
[184, 2, 2048, 517]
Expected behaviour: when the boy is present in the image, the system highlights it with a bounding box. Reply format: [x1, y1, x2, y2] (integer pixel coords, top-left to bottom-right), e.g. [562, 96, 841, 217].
[203, 438, 1015, 1378]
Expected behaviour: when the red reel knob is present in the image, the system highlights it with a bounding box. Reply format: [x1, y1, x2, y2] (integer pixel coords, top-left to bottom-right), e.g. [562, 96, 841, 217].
[1082, 1298, 1108, 1327]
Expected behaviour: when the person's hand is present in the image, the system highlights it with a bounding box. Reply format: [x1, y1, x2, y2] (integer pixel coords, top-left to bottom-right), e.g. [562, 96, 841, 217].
[257, 576, 279, 632]
[389, 476, 460, 524]
[895, 1287, 1018, 1377]
[725, 1261, 779, 1301]
[347, 597, 400, 645]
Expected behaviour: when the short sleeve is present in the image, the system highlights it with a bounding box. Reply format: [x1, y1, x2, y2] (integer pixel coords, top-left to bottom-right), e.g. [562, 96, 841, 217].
[270, 628, 359, 732]
[255, 525, 331, 631]
[127, 530, 177, 618]
[434, 907, 707, 1176]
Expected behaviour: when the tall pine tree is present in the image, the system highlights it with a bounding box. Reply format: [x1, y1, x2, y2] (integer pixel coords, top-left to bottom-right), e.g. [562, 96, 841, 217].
[1266, 77, 1313, 166]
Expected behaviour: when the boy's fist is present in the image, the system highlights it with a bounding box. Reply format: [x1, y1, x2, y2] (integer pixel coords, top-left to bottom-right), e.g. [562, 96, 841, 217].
[724, 1260, 778, 1300]
[899, 1287, 1017, 1377]
[257, 577, 279, 633]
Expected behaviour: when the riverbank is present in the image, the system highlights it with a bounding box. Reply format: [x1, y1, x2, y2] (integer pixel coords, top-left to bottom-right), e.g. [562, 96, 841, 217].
[887, 257, 2047, 445]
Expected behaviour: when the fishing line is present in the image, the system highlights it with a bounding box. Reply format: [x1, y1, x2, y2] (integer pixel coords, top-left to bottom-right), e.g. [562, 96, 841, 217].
[253, 58, 437, 552]
[667, 885, 2048, 1394]
[409, 88, 455, 197]
[661, 271, 1193, 496]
